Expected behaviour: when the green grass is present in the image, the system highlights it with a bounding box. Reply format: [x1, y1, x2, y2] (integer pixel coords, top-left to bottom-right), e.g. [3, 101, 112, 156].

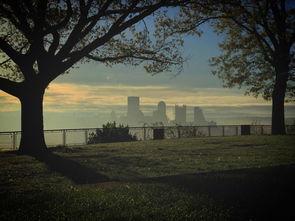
[0, 135, 295, 220]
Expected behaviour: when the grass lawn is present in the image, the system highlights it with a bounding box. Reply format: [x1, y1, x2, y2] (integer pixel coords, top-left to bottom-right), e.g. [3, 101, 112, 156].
[0, 135, 295, 220]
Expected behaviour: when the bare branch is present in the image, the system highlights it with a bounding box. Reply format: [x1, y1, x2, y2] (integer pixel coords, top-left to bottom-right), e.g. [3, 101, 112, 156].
[85, 53, 179, 65]
[85, 0, 113, 23]
[56, 0, 91, 60]
[100, 0, 192, 16]
[59, 1, 165, 71]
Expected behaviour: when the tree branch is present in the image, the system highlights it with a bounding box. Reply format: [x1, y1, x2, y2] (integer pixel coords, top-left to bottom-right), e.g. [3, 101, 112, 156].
[6, 1, 33, 39]
[44, 0, 73, 34]
[58, 0, 191, 63]
[230, 17, 275, 57]
[0, 77, 22, 97]
[0, 38, 23, 65]
[85, 53, 179, 64]
[54, 0, 191, 77]
[100, 0, 192, 16]
[0, 42, 28, 66]
[288, 31, 295, 49]
[0, 58, 11, 66]
[56, 0, 91, 60]
[0, 5, 31, 40]
[47, 30, 60, 55]
[59, 1, 163, 71]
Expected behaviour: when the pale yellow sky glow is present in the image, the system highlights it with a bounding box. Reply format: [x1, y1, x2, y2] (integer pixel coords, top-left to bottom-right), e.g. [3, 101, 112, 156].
[0, 82, 280, 112]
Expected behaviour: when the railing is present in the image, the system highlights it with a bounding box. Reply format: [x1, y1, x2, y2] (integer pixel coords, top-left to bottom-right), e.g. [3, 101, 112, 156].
[1, 125, 294, 150]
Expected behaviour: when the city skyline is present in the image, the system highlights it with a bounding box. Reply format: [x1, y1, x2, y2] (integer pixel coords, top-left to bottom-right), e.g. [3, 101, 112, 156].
[0, 25, 294, 131]
[119, 96, 215, 126]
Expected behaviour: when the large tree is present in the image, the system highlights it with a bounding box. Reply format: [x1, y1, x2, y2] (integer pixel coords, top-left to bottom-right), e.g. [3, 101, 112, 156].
[207, 0, 295, 134]
[0, 0, 206, 154]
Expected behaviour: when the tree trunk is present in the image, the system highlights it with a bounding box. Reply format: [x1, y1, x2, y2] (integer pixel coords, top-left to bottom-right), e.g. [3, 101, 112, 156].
[272, 87, 286, 135]
[271, 60, 288, 135]
[18, 87, 48, 154]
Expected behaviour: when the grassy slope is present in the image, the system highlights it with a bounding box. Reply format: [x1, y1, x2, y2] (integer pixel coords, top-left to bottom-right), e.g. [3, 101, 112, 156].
[0, 135, 295, 221]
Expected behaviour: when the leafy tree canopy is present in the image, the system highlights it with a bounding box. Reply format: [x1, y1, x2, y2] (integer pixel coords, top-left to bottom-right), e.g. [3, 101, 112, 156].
[0, 0, 214, 152]
[0, 0, 209, 87]
[207, 0, 295, 102]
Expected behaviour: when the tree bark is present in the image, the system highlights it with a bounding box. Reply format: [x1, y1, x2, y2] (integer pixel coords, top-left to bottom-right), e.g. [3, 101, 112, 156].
[18, 86, 48, 154]
[272, 85, 286, 135]
[271, 58, 289, 135]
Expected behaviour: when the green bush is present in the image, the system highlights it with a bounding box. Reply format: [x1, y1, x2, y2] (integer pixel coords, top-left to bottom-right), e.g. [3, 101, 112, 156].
[88, 122, 137, 144]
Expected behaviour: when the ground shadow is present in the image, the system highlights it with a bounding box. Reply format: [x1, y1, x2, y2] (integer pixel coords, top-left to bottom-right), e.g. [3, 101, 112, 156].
[33, 151, 110, 185]
[140, 164, 295, 221]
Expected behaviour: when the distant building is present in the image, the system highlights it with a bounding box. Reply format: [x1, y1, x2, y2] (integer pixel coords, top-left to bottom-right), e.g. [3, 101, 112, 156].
[175, 105, 186, 124]
[113, 96, 217, 127]
[152, 101, 168, 124]
[109, 110, 117, 122]
[127, 96, 139, 115]
[194, 107, 207, 125]
[194, 107, 216, 126]
[127, 96, 144, 125]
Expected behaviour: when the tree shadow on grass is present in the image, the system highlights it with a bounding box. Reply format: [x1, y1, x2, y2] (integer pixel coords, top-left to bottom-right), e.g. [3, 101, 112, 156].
[141, 164, 295, 221]
[32, 151, 110, 185]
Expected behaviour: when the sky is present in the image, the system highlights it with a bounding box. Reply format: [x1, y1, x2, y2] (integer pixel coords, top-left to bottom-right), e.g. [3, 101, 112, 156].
[0, 23, 294, 131]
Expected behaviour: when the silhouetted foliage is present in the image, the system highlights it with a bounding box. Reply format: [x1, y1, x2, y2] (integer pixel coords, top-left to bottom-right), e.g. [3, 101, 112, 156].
[206, 0, 295, 134]
[88, 122, 137, 144]
[0, 0, 204, 153]
[177, 0, 294, 135]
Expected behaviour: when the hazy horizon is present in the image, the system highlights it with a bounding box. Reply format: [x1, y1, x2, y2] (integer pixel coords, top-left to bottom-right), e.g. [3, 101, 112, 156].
[1, 25, 294, 131]
[1, 104, 294, 131]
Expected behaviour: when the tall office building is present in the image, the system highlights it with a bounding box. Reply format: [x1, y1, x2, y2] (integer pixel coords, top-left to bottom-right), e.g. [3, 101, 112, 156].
[194, 107, 207, 125]
[153, 101, 168, 124]
[175, 105, 186, 124]
[127, 96, 139, 116]
[127, 96, 144, 125]
[193, 107, 216, 126]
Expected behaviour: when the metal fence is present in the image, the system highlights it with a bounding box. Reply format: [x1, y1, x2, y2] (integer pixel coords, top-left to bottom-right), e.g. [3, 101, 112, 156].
[1, 125, 295, 150]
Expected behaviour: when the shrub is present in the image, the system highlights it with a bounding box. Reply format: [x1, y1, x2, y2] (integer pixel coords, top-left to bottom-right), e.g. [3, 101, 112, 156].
[88, 122, 137, 144]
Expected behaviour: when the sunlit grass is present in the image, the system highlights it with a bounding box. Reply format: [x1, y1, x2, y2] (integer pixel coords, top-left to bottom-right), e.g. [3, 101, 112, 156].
[59, 135, 295, 180]
[0, 135, 294, 220]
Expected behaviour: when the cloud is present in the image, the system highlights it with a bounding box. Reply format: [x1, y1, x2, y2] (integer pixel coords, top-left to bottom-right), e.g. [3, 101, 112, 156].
[43, 83, 172, 111]
[1, 83, 294, 113]
[43, 83, 281, 113]
[0, 91, 19, 111]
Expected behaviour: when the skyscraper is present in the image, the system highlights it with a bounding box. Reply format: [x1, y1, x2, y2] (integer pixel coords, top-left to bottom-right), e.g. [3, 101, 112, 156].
[194, 107, 207, 125]
[127, 96, 144, 125]
[127, 96, 139, 117]
[193, 107, 216, 126]
[175, 105, 186, 124]
[153, 101, 168, 124]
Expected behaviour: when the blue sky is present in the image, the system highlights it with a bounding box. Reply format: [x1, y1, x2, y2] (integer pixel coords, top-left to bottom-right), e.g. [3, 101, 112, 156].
[0, 23, 294, 131]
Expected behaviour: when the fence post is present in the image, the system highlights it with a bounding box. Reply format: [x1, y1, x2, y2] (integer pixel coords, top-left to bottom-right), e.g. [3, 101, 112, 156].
[236, 126, 239, 136]
[222, 126, 225, 136]
[62, 129, 66, 146]
[85, 129, 88, 145]
[261, 125, 264, 135]
[143, 127, 146, 140]
[208, 126, 211, 137]
[12, 132, 16, 150]
[178, 126, 181, 138]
